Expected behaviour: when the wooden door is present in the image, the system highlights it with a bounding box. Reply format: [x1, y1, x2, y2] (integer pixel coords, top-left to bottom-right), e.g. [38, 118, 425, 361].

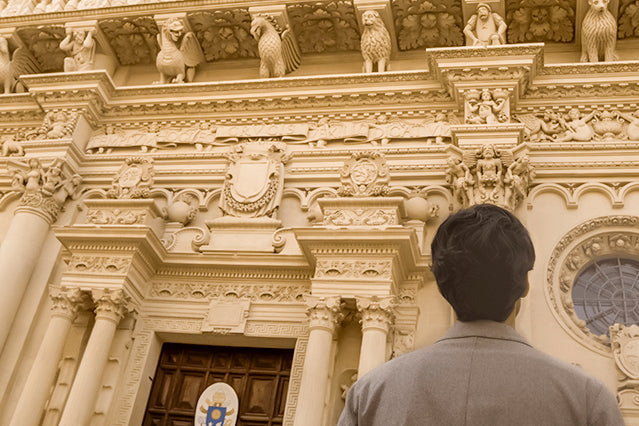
[143, 343, 293, 426]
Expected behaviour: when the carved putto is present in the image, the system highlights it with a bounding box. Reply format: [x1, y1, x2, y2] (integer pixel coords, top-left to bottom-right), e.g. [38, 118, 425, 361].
[0, 36, 38, 94]
[447, 146, 534, 210]
[338, 152, 390, 197]
[464, 3, 507, 46]
[580, 0, 618, 62]
[360, 10, 391, 73]
[250, 15, 300, 78]
[10, 158, 82, 222]
[156, 17, 204, 84]
[59, 29, 95, 72]
[34, 110, 78, 140]
[106, 157, 154, 199]
[219, 142, 289, 218]
[465, 88, 509, 124]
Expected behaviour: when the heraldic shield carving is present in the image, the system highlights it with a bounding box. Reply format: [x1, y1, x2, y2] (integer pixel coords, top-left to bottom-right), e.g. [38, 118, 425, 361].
[611, 324, 639, 381]
[219, 142, 289, 218]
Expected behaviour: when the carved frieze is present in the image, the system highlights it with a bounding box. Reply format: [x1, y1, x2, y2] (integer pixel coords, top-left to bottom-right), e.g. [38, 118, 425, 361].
[17, 26, 66, 72]
[322, 207, 398, 227]
[188, 10, 257, 61]
[106, 157, 154, 199]
[10, 158, 82, 223]
[338, 152, 390, 197]
[506, 0, 575, 43]
[315, 260, 392, 280]
[447, 146, 534, 210]
[287, 1, 360, 53]
[69, 255, 131, 274]
[392, 0, 463, 50]
[86, 208, 147, 225]
[99, 16, 159, 65]
[149, 281, 309, 301]
[219, 142, 289, 218]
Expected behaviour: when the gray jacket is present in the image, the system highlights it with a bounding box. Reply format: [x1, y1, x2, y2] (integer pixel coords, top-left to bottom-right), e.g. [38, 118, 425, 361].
[339, 320, 624, 426]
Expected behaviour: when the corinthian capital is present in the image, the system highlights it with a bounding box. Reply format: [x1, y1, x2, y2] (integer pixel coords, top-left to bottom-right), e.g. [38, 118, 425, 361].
[49, 287, 89, 320]
[10, 158, 82, 223]
[92, 288, 129, 323]
[356, 295, 396, 333]
[305, 295, 344, 332]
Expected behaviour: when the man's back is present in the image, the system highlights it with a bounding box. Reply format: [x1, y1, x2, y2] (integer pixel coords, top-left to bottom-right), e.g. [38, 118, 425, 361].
[339, 321, 624, 426]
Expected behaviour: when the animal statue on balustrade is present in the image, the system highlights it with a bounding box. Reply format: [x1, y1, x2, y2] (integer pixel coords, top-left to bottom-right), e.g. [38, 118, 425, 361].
[0, 36, 39, 94]
[580, 0, 618, 62]
[360, 10, 391, 73]
[156, 17, 204, 84]
[250, 15, 301, 78]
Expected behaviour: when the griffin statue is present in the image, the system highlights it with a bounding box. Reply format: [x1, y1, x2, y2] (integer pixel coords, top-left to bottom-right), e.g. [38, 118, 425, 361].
[0, 36, 39, 94]
[250, 15, 301, 78]
[156, 17, 204, 84]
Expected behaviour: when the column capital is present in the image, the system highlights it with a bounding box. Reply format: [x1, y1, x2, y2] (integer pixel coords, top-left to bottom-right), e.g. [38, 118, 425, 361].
[356, 295, 396, 333]
[305, 296, 344, 332]
[10, 158, 82, 224]
[50, 287, 90, 320]
[92, 288, 129, 324]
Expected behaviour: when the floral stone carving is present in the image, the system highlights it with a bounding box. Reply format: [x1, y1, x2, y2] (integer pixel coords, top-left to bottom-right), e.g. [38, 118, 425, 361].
[447, 146, 534, 210]
[156, 17, 204, 84]
[464, 88, 510, 124]
[251, 15, 300, 78]
[619, 0, 639, 39]
[60, 29, 95, 72]
[99, 17, 159, 66]
[188, 10, 257, 61]
[0, 36, 39, 94]
[18, 26, 66, 72]
[360, 10, 391, 73]
[464, 3, 507, 46]
[106, 157, 154, 199]
[392, 0, 463, 50]
[219, 142, 289, 218]
[506, 0, 575, 43]
[337, 152, 390, 197]
[10, 158, 82, 223]
[287, 1, 360, 53]
[580, 0, 618, 62]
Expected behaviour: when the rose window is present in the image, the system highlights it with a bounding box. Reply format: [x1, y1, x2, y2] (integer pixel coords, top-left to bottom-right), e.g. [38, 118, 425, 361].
[572, 257, 639, 336]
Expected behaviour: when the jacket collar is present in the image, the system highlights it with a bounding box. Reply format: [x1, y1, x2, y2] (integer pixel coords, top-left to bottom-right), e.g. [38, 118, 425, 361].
[437, 320, 532, 347]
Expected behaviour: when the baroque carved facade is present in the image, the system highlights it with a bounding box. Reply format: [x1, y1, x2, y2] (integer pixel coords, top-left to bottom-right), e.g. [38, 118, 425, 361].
[0, 0, 639, 425]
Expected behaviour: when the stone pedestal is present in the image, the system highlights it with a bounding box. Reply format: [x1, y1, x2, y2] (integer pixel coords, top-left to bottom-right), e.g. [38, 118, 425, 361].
[203, 216, 281, 252]
[450, 123, 525, 149]
[83, 198, 165, 237]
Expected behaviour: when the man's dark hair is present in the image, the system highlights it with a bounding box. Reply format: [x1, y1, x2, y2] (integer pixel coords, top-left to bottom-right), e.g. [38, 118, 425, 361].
[430, 204, 535, 322]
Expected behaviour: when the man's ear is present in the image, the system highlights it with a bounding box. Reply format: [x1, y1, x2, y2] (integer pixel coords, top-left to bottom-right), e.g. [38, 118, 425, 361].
[522, 275, 530, 298]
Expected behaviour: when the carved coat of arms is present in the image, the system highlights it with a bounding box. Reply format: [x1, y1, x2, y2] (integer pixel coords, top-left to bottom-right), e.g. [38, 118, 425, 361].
[219, 142, 289, 218]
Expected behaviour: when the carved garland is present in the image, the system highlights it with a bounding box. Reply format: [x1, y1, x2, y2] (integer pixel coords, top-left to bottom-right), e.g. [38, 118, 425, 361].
[546, 215, 639, 355]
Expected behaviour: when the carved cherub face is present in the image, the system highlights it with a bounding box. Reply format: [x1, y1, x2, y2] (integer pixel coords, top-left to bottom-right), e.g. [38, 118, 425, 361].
[568, 108, 581, 119]
[28, 158, 40, 168]
[481, 89, 492, 101]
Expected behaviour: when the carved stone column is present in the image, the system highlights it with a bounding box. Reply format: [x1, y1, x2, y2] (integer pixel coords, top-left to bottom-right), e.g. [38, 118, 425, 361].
[356, 296, 395, 377]
[58, 289, 128, 426]
[294, 296, 343, 426]
[9, 288, 87, 426]
[0, 158, 81, 351]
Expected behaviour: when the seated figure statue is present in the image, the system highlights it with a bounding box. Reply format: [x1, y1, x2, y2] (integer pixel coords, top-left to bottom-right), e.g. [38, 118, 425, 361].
[464, 3, 507, 46]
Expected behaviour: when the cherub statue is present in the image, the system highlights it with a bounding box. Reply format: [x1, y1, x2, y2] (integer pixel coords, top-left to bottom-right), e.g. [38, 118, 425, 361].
[0, 36, 39, 94]
[250, 15, 301, 78]
[466, 89, 507, 124]
[23, 158, 44, 192]
[41, 163, 63, 196]
[504, 155, 534, 208]
[155, 17, 204, 84]
[360, 10, 391, 73]
[59, 29, 95, 72]
[516, 111, 564, 142]
[473, 144, 505, 203]
[619, 110, 639, 140]
[464, 3, 507, 46]
[37, 110, 74, 139]
[556, 108, 596, 142]
[446, 157, 475, 207]
[52, 173, 82, 206]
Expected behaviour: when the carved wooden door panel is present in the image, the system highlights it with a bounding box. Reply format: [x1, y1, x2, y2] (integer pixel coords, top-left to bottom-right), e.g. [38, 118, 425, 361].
[143, 344, 293, 426]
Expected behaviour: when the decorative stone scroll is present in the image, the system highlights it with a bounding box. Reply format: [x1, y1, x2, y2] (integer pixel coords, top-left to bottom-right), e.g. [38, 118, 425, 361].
[337, 152, 389, 197]
[106, 157, 154, 199]
[447, 146, 534, 210]
[10, 158, 82, 223]
[610, 323, 639, 414]
[219, 142, 289, 218]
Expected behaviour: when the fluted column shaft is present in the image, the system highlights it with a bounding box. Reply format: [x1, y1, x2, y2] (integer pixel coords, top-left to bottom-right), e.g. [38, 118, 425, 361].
[9, 288, 86, 426]
[58, 289, 127, 426]
[356, 296, 395, 378]
[293, 296, 343, 426]
[0, 208, 52, 350]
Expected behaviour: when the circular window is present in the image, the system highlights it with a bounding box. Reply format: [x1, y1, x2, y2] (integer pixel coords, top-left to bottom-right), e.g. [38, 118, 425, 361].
[572, 257, 639, 336]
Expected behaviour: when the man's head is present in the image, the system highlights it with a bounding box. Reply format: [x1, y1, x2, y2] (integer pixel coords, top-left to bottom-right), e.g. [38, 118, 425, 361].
[431, 204, 535, 322]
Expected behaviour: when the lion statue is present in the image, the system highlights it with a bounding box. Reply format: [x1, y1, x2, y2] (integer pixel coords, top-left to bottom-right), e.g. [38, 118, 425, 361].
[580, 0, 618, 62]
[360, 10, 391, 73]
